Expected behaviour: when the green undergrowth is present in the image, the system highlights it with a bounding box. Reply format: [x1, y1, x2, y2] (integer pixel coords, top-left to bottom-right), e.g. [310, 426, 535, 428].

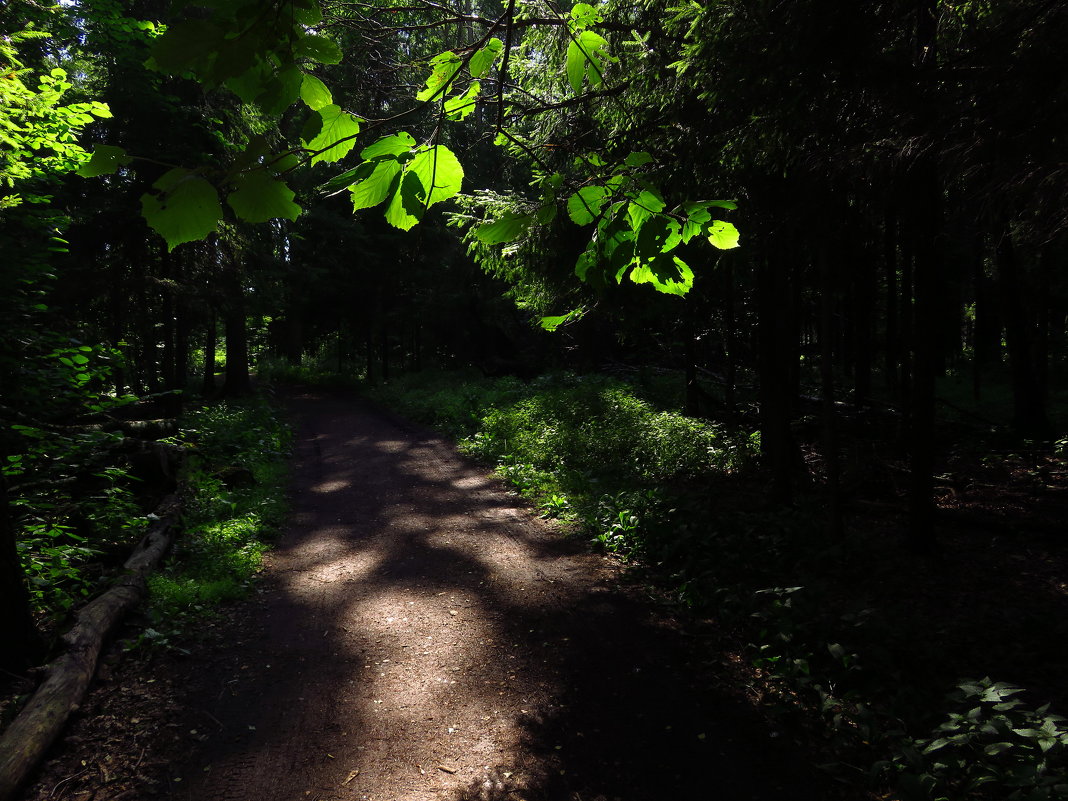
[138, 396, 290, 647]
[257, 355, 362, 388]
[368, 369, 1068, 801]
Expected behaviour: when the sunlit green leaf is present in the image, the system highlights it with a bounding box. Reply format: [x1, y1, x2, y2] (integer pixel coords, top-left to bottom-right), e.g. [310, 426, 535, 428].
[540, 308, 585, 331]
[384, 170, 425, 231]
[140, 168, 222, 251]
[707, 219, 740, 249]
[445, 82, 481, 120]
[566, 30, 609, 93]
[567, 185, 609, 224]
[476, 212, 532, 244]
[627, 189, 665, 229]
[302, 104, 360, 164]
[408, 144, 464, 209]
[350, 160, 401, 210]
[417, 51, 462, 101]
[291, 1, 323, 25]
[76, 145, 130, 177]
[360, 132, 416, 160]
[630, 254, 693, 295]
[469, 38, 504, 78]
[227, 170, 301, 222]
[635, 215, 681, 256]
[300, 73, 333, 110]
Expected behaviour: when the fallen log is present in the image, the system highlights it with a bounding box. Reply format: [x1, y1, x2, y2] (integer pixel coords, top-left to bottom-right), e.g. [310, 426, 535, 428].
[0, 494, 182, 801]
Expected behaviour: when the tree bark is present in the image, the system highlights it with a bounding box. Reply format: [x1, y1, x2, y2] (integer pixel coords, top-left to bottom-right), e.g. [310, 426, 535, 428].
[757, 253, 796, 505]
[0, 496, 181, 801]
[0, 475, 41, 673]
[996, 227, 1050, 437]
[819, 247, 844, 539]
[202, 313, 217, 396]
[884, 207, 900, 398]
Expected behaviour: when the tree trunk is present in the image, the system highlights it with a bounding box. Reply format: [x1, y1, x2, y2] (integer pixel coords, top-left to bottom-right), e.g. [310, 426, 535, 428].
[853, 235, 874, 405]
[996, 227, 1050, 437]
[819, 247, 844, 539]
[0, 476, 41, 672]
[223, 291, 252, 397]
[722, 257, 737, 411]
[202, 313, 217, 396]
[906, 161, 941, 551]
[683, 307, 699, 417]
[884, 207, 900, 398]
[757, 253, 796, 505]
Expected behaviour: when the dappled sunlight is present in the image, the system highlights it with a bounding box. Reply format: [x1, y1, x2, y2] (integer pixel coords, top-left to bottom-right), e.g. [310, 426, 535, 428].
[163, 392, 810, 801]
[309, 478, 353, 494]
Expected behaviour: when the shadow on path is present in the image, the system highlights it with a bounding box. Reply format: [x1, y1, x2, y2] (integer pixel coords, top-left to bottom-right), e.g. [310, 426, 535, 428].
[161, 389, 831, 801]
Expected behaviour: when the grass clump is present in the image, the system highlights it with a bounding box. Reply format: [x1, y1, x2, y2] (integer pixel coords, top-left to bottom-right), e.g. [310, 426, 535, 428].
[369, 370, 758, 559]
[142, 396, 289, 638]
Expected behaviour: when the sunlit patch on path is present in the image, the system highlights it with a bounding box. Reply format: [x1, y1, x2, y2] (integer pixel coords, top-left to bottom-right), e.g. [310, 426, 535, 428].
[163, 391, 821, 801]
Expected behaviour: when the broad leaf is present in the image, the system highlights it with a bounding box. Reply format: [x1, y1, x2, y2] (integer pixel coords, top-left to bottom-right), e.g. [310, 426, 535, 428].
[291, 1, 323, 25]
[635, 215, 681, 257]
[302, 104, 360, 164]
[630, 254, 693, 295]
[417, 51, 462, 101]
[407, 145, 464, 208]
[295, 34, 342, 65]
[322, 163, 372, 194]
[350, 160, 401, 211]
[256, 64, 303, 115]
[566, 185, 609, 224]
[569, 2, 603, 30]
[227, 171, 301, 222]
[140, 168, 222, 251]
[707, 219, 740, 249]
[627, 189, 665, 229]
[469, 38, 504, 78]
[625, 151, 653, 167]
[445, 82, 480, 120]
[384, 170, 426, 231]
[476, 212, 532, 244]
[360, 132, 416, 160]
[77, 145, 130, 177]
[300, 73, 333, 110]
[566, 30, 609, 93]
[540, 308, 585, 331]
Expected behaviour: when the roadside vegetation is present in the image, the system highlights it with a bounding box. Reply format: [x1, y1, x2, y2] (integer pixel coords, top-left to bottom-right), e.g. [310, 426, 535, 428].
[368, 368, 1068, 801]
[139, 397, 290, 648]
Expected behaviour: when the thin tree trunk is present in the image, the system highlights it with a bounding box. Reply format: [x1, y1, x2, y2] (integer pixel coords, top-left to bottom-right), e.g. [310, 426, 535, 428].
[758, 253, 795, 505]
[820, 248, 844, 539]
[723, 257, 737, 411]
[0, 476, 41, 672]
[996, 227, 1049, 437]
[853, 236, 874, 405]
[202, 313, 217, 396]
[884, 207, 900, 399]
[223, 274, 252, 397]
[684, 307, 699, 417]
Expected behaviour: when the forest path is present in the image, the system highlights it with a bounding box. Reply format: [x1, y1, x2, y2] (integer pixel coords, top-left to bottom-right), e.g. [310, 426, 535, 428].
[162, 389, 823, 801]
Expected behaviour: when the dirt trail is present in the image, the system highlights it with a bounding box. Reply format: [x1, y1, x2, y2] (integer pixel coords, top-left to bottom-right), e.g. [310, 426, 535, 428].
[24, 390, 832, 801]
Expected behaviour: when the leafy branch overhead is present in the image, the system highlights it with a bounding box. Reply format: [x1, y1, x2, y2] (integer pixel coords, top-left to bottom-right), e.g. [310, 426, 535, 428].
[76, 0, 740, 291]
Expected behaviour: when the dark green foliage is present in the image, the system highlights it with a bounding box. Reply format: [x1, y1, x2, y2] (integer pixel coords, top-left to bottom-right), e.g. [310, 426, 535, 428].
[143, 397, 290, 638]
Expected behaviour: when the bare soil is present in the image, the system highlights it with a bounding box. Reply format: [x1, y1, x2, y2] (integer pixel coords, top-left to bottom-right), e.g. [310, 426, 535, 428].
[15, 390, 835, 801]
